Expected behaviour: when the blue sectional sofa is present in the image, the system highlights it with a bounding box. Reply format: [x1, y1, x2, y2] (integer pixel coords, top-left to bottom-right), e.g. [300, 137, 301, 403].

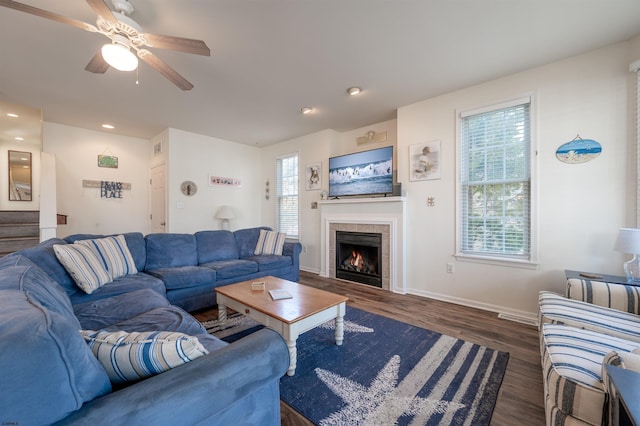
[0, 227, 300, 425]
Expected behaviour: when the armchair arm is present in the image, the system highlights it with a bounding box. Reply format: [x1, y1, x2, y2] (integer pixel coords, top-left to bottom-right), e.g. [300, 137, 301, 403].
[566, 278, 640, 315]
[57, 329, 289, 425]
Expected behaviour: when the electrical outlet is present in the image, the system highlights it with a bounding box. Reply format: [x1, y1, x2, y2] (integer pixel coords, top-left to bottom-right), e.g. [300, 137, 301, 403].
[303, 245, 308, 253]
[446, 262, 454, 273]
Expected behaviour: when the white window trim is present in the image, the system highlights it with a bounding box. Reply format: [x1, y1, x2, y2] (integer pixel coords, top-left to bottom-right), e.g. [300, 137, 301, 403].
[455, 93, 539, 268]
[275, 151, 300, 240]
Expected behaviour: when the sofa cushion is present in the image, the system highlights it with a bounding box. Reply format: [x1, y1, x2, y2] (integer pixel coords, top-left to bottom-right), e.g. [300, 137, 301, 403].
[234, 227, 271, 258]
[541, 323, 640, 425]
[11, 238, 78, 296]
[69, 272, 166, 306]
[0, 264, 79, 327]
[0, 290, 111, 425]
[76, 235, 138, 279]
[195, 230, 240, 263]
[539, 291, 640, 343]
[200, 258, 259, 279]
[53, 243, 113, 294]
[145, 233, 198, 269]
[73, 288, 171, 330]
[254, 229, 286, 255]
[81, 330, 209, 384]
[145, 266, 217, 290]
[243, 254, 292, 272]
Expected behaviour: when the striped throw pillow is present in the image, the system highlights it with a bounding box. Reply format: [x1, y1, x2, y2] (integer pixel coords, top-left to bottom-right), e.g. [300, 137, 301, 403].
[76, 235, 137, 279]
[80, 330, 208, 384]
[53, 244, 112, 294]
[254, 229, 286, 255]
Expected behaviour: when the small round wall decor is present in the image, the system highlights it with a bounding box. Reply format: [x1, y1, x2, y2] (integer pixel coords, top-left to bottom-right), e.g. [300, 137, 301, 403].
[556, 135, 602, 164]
[180, 180, 198, 196]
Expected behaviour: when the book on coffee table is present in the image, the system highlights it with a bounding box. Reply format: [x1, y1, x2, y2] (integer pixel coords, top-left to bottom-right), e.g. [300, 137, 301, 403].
[269, 289, 292, 300]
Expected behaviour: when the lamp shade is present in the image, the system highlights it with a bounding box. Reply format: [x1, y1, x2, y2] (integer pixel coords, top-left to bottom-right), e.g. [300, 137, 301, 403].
[614, 228, 640, 254]
[215, 206, 235, 220]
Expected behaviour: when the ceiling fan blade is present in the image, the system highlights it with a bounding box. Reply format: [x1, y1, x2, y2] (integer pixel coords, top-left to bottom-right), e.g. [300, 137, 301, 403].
[0, 0, 98, 32]
[138, 50, 194, 91]
[143, 33, 210, 56]
[85, 51, 110, 74]
[85, 0, 118, 24]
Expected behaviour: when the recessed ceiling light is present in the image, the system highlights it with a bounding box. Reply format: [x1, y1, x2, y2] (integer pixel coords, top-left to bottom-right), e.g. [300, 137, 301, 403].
[14, 137, 24, 141]
[102, 124, 115, 129]
[6, 113, 18, 118]
[347, 87, 362, 96]
[300, 107, 314, 115]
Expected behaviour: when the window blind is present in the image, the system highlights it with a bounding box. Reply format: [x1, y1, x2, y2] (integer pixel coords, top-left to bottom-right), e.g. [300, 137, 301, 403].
[276, 153, 299, 239]
[459, 100, 531, 259]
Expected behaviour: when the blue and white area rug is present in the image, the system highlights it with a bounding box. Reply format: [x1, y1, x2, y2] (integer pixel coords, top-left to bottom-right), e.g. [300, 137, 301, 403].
[203, 307, 509, 425]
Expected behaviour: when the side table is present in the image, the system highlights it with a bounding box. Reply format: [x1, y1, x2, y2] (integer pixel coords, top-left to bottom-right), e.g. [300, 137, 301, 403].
[565, 269, 629, 285]
[605, 364, 640, 426]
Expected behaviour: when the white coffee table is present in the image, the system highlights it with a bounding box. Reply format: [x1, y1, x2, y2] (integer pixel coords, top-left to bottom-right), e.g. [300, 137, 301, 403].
[215, 276, 348, 376]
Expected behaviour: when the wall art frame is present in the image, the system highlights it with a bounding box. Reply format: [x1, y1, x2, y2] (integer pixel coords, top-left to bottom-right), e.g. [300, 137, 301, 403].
[305, 162, 322, 191]
[409, 140, 441, 181]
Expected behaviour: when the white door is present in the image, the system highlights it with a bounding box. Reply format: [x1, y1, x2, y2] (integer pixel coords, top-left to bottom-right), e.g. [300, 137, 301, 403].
[150, 163, 166, 233]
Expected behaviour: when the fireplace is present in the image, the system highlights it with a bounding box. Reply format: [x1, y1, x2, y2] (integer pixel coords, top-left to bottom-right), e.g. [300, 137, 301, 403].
[335, 231, 382, 287]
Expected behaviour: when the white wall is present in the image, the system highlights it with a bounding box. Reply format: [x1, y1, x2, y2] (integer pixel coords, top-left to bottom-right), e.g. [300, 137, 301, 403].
[261, 42, 634, 320]
[165, 128, 262, 233]
[43, 122, 151, 237]
[396, 42, 631, 319]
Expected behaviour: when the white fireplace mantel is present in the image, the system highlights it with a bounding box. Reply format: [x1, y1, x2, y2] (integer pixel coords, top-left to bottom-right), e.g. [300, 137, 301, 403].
[319, 196, 406, 294]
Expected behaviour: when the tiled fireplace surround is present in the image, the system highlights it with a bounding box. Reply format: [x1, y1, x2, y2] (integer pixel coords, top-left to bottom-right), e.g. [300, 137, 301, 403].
[319, 197, 406, 294]
[330, 222, 390, 290]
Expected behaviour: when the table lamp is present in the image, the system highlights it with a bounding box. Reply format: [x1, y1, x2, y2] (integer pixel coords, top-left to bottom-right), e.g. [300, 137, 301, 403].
[216, 206, 234, 230]
[614, 228, 640, 283]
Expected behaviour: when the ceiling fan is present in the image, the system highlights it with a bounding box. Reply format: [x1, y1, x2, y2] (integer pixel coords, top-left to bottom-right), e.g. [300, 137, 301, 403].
[0, 0, 210, 90]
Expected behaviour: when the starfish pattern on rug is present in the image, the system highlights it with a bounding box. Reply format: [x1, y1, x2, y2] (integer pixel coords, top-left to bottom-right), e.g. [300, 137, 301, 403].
[315, 354, 465, 425]
[319, 319, 374, 334]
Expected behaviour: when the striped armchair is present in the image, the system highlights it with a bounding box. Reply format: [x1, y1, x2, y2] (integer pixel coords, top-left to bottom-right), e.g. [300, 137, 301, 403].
[538, 277, 640, 425]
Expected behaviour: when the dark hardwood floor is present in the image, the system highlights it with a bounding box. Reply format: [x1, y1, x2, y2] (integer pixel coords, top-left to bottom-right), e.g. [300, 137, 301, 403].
[195, 271, 545, 425]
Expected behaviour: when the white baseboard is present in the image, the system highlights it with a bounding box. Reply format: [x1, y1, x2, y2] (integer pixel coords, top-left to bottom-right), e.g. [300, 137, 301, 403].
[407, 288, 538, 326]
[300, 266, 321, 275]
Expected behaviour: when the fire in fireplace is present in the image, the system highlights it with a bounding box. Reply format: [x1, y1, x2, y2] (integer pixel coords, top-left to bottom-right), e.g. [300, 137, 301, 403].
[335, 231, 382, 287]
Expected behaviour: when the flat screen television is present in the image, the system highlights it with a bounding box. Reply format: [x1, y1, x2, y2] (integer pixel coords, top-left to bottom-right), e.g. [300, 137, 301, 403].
[328, 146, 394, 198]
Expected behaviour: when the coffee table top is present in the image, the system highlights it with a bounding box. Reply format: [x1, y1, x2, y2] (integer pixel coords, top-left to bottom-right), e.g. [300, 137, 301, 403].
[215, 276, 348, 324]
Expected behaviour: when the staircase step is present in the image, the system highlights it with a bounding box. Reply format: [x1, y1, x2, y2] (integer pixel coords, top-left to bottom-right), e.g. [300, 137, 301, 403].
[0, 211, 39, 225]
[0, 224, 39, 239]
[0, 237, 40, 254]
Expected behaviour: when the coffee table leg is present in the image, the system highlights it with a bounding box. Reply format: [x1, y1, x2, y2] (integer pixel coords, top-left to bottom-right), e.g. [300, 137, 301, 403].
[335, 315, 344, 346]
[286, 339, 297, 376]
[218, 303, 227, 324]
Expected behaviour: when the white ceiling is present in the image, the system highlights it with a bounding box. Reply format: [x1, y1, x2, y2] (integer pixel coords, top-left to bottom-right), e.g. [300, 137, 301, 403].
[1, 0, 640, 147]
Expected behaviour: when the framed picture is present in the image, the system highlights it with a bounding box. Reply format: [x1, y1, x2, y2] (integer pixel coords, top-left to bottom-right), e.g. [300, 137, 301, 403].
[409, 140, 441, 181]
[305, 162, 322, 191]
[97, 154, 118, 169]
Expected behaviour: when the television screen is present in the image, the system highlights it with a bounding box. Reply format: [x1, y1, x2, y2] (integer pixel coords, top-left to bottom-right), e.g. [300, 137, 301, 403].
[328, 146, 394, 197]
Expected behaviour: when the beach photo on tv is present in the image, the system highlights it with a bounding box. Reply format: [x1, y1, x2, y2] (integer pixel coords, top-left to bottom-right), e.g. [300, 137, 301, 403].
[329, 147, 393, 196]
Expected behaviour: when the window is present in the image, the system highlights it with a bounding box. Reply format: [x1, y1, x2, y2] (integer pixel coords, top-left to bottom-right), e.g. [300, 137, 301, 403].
[457, 97, 534, 263]
[276, 153, 299, 239]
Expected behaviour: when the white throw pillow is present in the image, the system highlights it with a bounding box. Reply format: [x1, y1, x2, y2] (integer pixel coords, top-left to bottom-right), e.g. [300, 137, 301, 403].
[76, 235, 137, 279]
[81, 330, 208, 384]
[254, 229, 286, 255]
[53, 244, 112, 294]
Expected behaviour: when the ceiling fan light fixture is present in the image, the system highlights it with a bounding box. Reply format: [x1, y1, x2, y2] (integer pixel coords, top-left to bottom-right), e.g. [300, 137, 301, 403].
[101, 36, 138, 72]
